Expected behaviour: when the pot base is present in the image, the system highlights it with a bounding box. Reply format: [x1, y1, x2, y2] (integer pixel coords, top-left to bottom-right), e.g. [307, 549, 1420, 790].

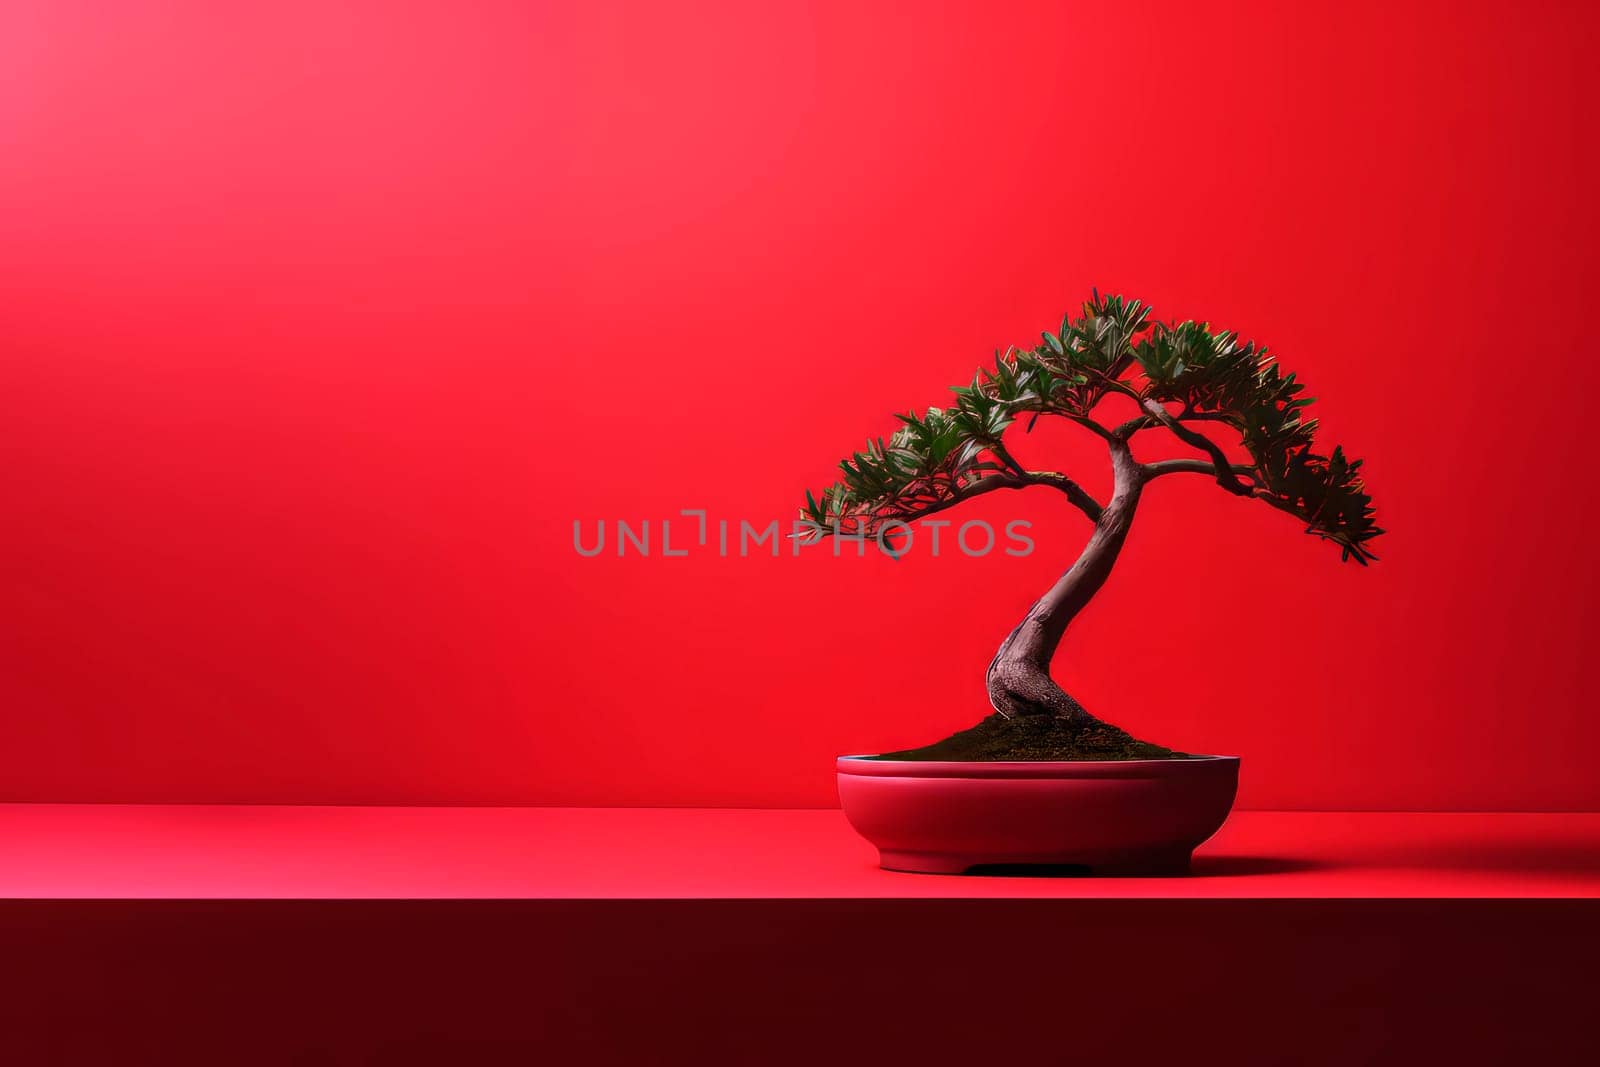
[877, 847, 1192, 876]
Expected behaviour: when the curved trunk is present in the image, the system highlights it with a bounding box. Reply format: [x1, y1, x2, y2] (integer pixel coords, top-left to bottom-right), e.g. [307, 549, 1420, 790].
[986, 440, 1144, 720]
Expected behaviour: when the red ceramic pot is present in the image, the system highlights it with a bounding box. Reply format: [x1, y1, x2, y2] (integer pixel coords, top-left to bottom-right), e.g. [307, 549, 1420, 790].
[837, 755, 1240, 875]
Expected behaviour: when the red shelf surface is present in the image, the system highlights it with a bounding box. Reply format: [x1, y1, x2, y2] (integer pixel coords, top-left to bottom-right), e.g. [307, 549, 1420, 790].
[4, 805, 1597, 1064]
[2, 804, 1597, 898]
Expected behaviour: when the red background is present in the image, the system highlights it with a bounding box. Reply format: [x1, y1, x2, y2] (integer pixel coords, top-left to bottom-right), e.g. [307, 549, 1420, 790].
[3, 0, 1597, 810]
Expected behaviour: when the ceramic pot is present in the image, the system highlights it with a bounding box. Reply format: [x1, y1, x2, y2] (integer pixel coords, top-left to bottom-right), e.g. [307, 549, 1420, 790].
[837, 755, 1239, 875]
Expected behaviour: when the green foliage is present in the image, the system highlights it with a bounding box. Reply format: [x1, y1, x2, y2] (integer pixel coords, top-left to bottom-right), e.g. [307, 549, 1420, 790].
[803, 291, 1383, 562]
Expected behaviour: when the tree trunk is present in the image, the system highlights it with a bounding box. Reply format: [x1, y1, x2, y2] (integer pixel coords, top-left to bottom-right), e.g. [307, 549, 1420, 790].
[986, 440, 1144, 721]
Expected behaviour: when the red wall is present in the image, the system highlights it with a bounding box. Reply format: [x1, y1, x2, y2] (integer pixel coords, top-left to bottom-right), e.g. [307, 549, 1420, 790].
[4, 0, 1597, 810]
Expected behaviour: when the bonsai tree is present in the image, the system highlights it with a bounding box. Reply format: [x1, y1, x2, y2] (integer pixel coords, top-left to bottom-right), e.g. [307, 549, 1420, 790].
[801, 292, 1382, 760]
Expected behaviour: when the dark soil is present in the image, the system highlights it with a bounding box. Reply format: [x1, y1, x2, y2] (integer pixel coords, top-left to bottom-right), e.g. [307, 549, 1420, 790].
[874, 713, 1187, 761]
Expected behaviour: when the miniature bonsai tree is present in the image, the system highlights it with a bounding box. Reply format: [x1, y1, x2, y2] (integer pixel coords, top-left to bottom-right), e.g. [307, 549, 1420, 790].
[801, 292, 1382, 760]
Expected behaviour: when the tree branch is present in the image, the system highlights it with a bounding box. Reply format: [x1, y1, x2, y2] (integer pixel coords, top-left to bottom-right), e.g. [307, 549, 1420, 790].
[1138, 399, 1252, 496]
[1142, 458, 1258, 484]
[878, 470, 1103, 526]
[1062, 414, 1118, 443]
[1113, 410, 1235, 440]
[1022, 471, 1104, 522]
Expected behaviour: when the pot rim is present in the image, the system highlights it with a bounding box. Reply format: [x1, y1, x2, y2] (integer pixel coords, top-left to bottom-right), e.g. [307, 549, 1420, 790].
[836, 754, 1239, 779]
